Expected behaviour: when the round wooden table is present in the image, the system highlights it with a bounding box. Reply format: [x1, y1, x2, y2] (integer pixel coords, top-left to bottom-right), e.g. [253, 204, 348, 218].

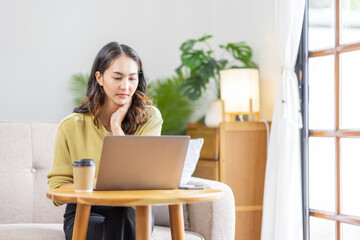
[46, 188, 223, 240]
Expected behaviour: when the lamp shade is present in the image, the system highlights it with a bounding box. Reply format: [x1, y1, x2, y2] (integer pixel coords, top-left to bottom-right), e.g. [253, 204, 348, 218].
[220, 68, 260, 113]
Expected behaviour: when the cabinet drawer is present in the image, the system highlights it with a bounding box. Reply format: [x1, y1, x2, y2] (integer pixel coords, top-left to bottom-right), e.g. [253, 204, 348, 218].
[186, 126, 219, 160]
[193, 159, 219, 181]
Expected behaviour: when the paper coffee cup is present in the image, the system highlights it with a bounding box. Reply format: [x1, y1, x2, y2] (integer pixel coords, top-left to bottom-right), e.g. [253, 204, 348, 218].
[72, 159, 96, 192]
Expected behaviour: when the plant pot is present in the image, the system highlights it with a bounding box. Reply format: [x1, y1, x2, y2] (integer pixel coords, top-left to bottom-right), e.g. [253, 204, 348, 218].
[204, 99, 223, 127]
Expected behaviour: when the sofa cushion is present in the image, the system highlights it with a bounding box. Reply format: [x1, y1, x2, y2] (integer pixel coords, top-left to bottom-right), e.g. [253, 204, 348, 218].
[152, 226, 204, 240]
[33, 168, 66, 223]
[0, 224, 204, 240]
[180, 138, 204, 185]
[0, 223, 64, 240]
[0, 122, 66, 224]
[30, 122, 65, 223]
[0, 123, 34, 223]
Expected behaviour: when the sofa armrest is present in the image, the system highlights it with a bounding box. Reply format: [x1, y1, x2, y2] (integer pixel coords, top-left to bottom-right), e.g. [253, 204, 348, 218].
[187, 177, 235, 240]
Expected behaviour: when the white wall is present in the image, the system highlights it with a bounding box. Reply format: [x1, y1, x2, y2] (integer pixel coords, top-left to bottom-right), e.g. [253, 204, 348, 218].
[0, 0, 280, 122]
[210, 0, 281, 121]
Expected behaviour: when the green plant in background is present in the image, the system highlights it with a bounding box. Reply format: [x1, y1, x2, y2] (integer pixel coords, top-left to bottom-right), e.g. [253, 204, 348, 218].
[69, 73, 89, 106]
[147, 75, 194, 135]
[176, 35, 222, 101]
[176, 34, 258, 101]
[68, 35, 257, 133]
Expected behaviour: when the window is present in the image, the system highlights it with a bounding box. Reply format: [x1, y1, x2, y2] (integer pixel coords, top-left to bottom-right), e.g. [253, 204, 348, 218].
[302, 0, 360, 239]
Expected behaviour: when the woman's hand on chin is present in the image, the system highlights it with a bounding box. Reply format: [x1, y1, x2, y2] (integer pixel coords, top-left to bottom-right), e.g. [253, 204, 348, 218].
[110, 100, 132, 135]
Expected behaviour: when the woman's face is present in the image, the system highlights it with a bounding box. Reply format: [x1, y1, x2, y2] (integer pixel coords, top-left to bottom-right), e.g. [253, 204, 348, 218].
[96, 55, 139, 108]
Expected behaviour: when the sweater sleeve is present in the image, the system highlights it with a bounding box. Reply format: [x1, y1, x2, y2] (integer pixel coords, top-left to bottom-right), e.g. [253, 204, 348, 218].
[47, 123, 74, 191]
[136, 106, 163, 136]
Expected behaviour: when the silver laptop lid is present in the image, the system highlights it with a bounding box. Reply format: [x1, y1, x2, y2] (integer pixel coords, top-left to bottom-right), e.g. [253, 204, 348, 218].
[95, 135, 190, 190]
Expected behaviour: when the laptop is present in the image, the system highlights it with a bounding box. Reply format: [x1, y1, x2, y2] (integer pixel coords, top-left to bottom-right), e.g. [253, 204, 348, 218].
[94, 135, 190, 190]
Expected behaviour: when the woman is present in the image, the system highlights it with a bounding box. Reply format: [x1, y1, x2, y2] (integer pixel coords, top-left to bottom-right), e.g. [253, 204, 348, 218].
[47, 42, 163, 240]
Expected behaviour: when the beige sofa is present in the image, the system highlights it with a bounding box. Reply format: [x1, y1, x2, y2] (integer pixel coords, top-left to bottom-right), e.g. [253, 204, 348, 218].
[0, 122, 235, 240]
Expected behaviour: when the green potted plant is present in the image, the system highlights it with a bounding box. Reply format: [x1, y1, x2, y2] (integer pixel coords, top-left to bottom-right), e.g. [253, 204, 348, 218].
[176, 34, 258, 126]
[176, 34, 258, 101]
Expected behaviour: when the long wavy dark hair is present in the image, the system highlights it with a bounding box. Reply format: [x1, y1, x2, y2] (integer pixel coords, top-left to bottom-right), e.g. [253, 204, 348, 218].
[74, 42, 152, 135]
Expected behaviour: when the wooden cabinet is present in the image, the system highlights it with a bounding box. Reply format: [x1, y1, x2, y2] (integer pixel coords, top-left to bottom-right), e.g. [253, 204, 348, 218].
[186, 122, 268, 240]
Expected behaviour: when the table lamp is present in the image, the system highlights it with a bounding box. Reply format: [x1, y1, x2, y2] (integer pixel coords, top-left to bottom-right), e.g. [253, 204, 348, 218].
[220, 68, 260, 122]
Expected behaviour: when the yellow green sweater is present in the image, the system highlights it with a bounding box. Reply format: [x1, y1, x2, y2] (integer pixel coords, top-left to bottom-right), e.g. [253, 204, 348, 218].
[47, 106, 163, 190]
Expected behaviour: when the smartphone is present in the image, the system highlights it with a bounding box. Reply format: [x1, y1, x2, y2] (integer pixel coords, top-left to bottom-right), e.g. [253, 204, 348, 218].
[179, 184, 205, 190]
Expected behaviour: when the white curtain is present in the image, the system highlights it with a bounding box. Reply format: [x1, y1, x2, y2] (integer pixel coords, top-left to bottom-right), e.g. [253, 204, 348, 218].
[261, 0, 305, 239]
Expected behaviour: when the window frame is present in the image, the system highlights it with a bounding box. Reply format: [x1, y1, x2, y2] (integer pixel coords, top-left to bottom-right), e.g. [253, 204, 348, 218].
[300, 0, 360, 239]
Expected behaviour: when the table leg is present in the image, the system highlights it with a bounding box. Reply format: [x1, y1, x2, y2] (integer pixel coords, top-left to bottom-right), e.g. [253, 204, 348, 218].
[72, 204, 91, 240]
[136, 205, 151, 240]
[169, 204, 185, 240]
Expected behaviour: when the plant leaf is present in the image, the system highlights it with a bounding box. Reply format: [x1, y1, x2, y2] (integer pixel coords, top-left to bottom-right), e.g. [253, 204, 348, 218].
[181, 50, 206, 70]
[69, 73, 89, 106]
[180, 39, 196, 52]
[243, 60, 258, 68]
[180, 74, 206, 101]
[197, 34, 213, 42]
[206, 50, 213, 56]
[218, 59, 228, 69]
[198, 61, 216, 80]
[222, 42, 258, 68]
